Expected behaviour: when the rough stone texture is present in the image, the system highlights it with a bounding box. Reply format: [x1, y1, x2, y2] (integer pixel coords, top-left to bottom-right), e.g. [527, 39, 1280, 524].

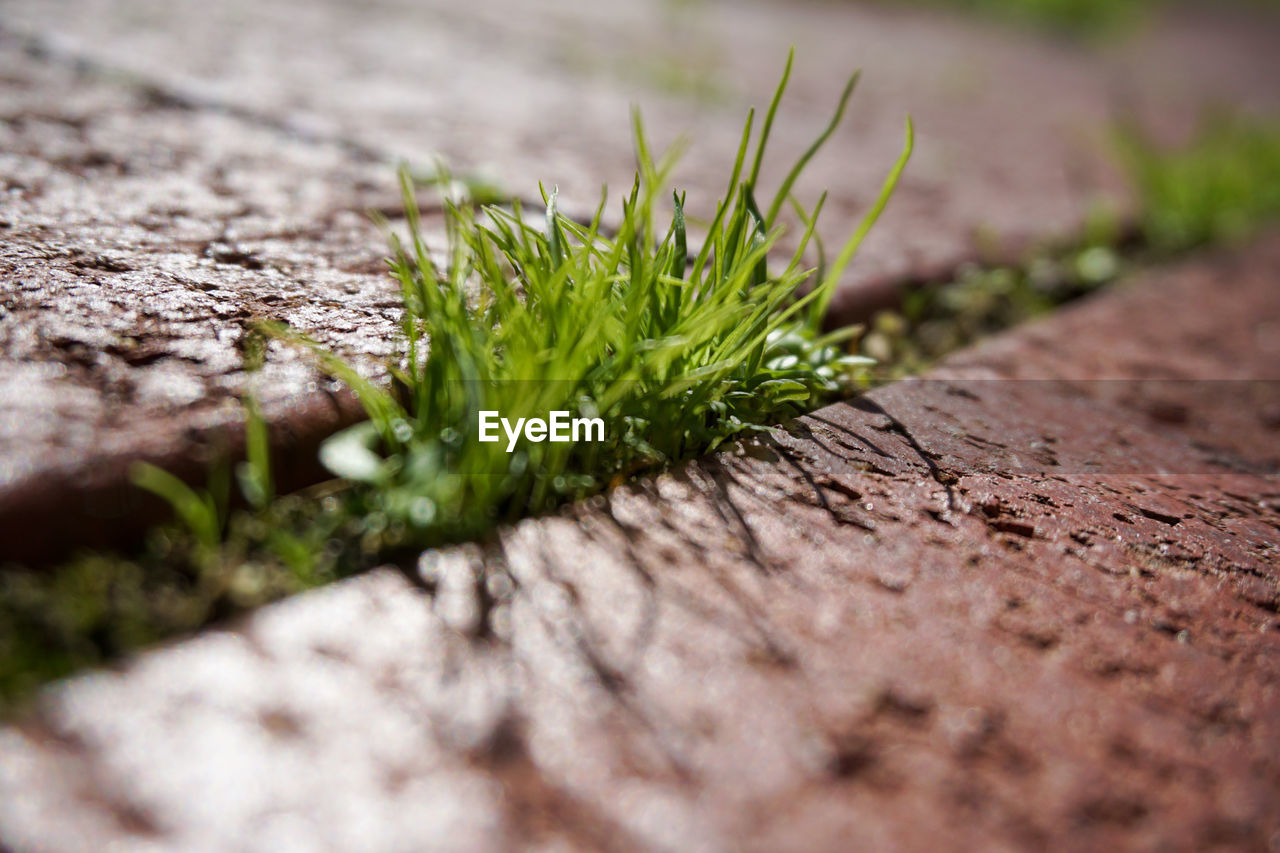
[5, 0, 1280, 314]
[3, 234, 1276, 851]
[0, 38, 410, 560]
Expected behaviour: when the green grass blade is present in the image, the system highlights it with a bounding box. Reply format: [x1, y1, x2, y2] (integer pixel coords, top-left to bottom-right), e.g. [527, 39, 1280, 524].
[809, 115, 914, 328]
[765, 69, 861, 228]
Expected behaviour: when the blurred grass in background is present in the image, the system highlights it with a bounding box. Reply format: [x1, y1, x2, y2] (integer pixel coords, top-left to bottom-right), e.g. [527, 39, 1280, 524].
[867, 0, 1280, 37]
[889, 0, 1153, 36]
[1119, 114, 1280, 252]
[859, 112, 1280, 377]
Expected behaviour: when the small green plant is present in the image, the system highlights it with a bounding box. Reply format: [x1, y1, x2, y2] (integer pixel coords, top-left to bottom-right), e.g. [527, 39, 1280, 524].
[1117, 113, 1280, 253]
[132, 395, 329, 580]
[130, 462, 227, 555]
[271, 50, 912, 550]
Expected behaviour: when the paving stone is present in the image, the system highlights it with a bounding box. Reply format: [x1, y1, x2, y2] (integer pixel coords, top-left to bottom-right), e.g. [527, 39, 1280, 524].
[5, 0, 1280, 319]
[0, 40, 415, 560]
[2, 234, 1276, 851]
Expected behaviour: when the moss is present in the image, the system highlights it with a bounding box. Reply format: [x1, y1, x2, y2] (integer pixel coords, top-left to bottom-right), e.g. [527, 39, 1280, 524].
[859, 240, 1123, 379]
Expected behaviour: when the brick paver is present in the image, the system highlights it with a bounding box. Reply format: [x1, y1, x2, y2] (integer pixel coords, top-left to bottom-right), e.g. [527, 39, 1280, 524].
[3, 233, 1276, 852]
[7, 0, 1280, 308]
[0, 39, 401, 559]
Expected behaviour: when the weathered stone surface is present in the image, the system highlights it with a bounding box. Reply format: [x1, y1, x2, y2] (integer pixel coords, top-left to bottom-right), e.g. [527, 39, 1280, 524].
[0, 39, 411, 559]
[3, 234, 1276, 851]
[5, 0, 1280, 318]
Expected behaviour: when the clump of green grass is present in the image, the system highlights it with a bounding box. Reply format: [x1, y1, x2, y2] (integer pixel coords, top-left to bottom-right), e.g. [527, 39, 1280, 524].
[0, 53, 911, 708]
[287, 53, 911, 550]
[1117, 113, 1280, 253]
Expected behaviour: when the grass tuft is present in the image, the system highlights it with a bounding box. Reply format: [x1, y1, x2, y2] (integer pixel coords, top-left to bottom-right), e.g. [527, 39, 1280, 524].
[264, 52, 912, 550]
